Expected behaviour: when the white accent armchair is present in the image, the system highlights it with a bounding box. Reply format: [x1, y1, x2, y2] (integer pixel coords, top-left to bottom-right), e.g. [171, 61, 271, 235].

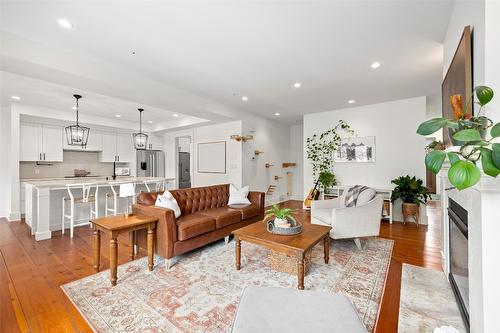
[311, 194, 384, 250]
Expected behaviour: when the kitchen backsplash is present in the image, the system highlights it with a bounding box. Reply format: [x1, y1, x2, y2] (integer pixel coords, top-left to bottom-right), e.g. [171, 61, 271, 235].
[20, 151, 126, 179]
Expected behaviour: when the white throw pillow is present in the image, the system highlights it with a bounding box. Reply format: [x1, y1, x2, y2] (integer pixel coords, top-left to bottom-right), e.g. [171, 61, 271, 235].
[155, 191, 181, 218]
[228, 184, 251, 205]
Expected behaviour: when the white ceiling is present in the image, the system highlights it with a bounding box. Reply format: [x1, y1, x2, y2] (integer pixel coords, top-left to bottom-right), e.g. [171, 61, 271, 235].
[0, 0, 453, 126]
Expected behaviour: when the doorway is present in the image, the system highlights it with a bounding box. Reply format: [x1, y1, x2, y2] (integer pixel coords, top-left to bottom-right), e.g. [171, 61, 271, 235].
[176, 136, 192, 189]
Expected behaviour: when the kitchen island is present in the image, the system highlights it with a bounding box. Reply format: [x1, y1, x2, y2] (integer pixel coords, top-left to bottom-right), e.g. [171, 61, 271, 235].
[22, 177, 175, 241]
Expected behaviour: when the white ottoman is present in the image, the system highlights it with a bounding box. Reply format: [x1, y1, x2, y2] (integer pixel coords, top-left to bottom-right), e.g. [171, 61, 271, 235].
[231, 286, 367, 333]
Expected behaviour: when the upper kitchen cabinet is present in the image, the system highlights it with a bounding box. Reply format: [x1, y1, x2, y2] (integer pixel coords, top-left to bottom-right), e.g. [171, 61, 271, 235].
[20, 123, 63, 162]
[146, 135, 163, 150]
[63, 129, 103, 151]
[99, 132, 134, 163]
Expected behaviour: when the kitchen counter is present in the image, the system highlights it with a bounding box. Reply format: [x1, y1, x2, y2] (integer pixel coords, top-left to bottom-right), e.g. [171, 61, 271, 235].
[23, 177, 175, 241]
[22, 176, 174, 189]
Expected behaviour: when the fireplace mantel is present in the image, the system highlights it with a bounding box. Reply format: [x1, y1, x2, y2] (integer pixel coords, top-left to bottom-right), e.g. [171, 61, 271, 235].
[439, 167, 500, 333]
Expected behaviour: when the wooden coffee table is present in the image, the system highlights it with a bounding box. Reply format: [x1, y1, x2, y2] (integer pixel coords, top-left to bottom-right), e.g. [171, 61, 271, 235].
[232, 222, 332, 290]
[90, 214, 157, 286]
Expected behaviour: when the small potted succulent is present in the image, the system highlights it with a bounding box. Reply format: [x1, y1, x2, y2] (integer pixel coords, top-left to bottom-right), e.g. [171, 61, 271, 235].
[390, 175, 432, 223]
[264, 205, 301, 235]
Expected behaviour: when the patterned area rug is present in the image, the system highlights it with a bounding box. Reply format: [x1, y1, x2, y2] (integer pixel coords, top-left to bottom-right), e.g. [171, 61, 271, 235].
[398, 264, 467, 333]
[62, 237, 393, 332]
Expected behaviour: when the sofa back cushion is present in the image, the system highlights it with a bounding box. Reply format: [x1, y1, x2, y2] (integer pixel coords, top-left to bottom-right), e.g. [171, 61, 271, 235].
[137, 184, 230, 215]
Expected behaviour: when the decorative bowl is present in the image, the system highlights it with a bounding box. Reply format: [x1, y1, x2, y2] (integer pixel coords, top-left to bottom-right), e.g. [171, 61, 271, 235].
[266, 220, 303, 235]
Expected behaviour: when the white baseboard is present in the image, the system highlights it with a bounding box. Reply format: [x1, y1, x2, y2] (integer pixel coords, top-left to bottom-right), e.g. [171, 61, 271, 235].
[35, 230, 52, 241]
[8, 211, 21, 221]
[0, 210, 9, 219]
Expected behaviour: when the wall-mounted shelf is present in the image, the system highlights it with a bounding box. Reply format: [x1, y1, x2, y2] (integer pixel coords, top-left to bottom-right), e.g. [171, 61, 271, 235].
[274, 175, 283, 180]
[282, 163, 296, 168]
[254, 150, 264, 155]
[265, 163, 274, 168]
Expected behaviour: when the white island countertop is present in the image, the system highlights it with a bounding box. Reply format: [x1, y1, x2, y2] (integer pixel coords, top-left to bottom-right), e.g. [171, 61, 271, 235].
[22, 177, 175, 189]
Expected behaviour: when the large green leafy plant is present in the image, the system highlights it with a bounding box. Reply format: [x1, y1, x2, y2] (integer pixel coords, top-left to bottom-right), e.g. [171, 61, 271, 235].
[318, 171, 336, 190]
[306, 120, 353, 180]
[417, 86, 499, 190]
[390, 175, 431, 205]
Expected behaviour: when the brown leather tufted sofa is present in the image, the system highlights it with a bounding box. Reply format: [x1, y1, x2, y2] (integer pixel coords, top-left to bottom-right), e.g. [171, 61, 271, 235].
[132, 184, 265, 264]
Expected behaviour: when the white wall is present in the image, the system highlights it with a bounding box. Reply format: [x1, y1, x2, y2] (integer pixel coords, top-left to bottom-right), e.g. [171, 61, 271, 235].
[0, 106, 12, 218]
[289, 124, 303, 198]
[241, 116, 291, 197]
[484, 0, 500, 122]
[303, 97, 427, 197]
[443, 0, 485, 87]
[164, 121, 243, 189]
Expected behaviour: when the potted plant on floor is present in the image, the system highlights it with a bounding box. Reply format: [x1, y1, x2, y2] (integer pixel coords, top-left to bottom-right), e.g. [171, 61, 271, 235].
[390, 175, 431, 224]
[264, 205, 302, 235]
[416, 85, 499, 190]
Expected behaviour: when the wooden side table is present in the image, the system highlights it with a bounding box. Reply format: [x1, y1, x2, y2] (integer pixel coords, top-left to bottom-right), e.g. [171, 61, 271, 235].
[90, 214, 158, 286]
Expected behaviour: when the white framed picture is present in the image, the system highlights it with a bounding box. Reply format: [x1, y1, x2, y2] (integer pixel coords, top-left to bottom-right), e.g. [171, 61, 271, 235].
[333, 136, 376, 163]
[197, 141, 226, 173]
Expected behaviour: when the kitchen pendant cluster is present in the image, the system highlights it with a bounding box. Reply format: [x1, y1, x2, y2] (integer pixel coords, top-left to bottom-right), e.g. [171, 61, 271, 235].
[65, 94, 90, 148]
[133, 108, 148, 150]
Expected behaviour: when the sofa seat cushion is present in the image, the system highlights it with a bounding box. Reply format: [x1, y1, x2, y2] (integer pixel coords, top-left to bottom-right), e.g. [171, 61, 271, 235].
[229, 204, 261, 220]
[199, 207, 242, 229]
[176, 214, 216, 241]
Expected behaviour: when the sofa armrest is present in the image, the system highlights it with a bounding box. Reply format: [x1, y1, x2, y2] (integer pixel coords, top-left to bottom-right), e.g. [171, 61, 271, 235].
[248, 191, 265, 217]
[132, 203, 177, 259]
[311, 198, 343, 209]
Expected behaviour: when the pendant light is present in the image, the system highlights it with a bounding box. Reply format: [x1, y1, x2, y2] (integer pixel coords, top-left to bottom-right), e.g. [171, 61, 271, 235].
[133, 108, 148, 149]
[65, 94, 90, 147]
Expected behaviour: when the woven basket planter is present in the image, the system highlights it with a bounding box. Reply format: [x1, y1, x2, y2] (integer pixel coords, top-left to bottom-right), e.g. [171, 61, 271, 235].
[268, 250, 312, 276]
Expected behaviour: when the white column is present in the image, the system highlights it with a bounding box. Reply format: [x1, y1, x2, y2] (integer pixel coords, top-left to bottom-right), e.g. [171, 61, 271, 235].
[35, 187, 52, 241]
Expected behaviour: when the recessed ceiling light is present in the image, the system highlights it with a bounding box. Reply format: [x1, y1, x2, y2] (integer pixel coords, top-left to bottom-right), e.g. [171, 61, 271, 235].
[11, 96, 21, 100]
[173, 114, 179, 117]
[57, 19, 72, 29]
[348, 100, 355, 104]
[241, 96, 248, 101]
[115, 114, 121, 118]
[371, 62, 381, 69]
[294, 82, 301, 88]
[274, 113, 280, 116]
[147, 120, 153, 124]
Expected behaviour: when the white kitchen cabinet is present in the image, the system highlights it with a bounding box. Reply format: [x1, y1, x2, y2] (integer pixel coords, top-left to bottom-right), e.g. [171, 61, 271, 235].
[116, 133, 134, 162]
[146, 135, 163, 150]
[64, 129, 103, 151]
[20, 123, 41, 161]
[99, 132, 134, 163]
[100, 132, 118, 162]
[20, 123, 63, 162]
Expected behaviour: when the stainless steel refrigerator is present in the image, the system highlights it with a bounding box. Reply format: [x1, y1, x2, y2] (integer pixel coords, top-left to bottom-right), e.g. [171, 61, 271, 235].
[136, 150, 165, 177]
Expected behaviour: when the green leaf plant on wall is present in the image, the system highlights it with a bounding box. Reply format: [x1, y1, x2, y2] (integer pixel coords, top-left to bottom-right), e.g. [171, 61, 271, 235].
[305, 120, 353, 182]
[417, 85, 499, 190]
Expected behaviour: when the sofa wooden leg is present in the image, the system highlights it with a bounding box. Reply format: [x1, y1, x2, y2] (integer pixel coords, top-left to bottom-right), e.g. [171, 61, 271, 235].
[354, 238, 362, 250]
[225, 236, 230, 245]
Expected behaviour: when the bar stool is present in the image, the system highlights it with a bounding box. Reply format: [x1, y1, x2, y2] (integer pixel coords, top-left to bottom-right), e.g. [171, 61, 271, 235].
[62, 183, 98, 238]
[143, 179, 165, 192]
[105, 181, 136, 216]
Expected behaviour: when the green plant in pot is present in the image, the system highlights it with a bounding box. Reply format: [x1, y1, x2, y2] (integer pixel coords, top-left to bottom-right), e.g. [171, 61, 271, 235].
[318, 171, 336, 192]
[390, 175, 432, 223]
[417, 86, 499, 190]
[264, 205, 298, 228]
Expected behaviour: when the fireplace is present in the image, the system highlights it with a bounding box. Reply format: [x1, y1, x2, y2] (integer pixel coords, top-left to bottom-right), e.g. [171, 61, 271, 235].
[448, 198, 469, 331]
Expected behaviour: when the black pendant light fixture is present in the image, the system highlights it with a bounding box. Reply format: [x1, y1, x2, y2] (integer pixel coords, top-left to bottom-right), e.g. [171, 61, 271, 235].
[133, 108, 148, 149]
[65, 94, 90, 147]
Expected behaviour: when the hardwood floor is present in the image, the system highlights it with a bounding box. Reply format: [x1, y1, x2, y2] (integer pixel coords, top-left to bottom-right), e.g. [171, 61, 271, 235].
[1, 200, 442, 333]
